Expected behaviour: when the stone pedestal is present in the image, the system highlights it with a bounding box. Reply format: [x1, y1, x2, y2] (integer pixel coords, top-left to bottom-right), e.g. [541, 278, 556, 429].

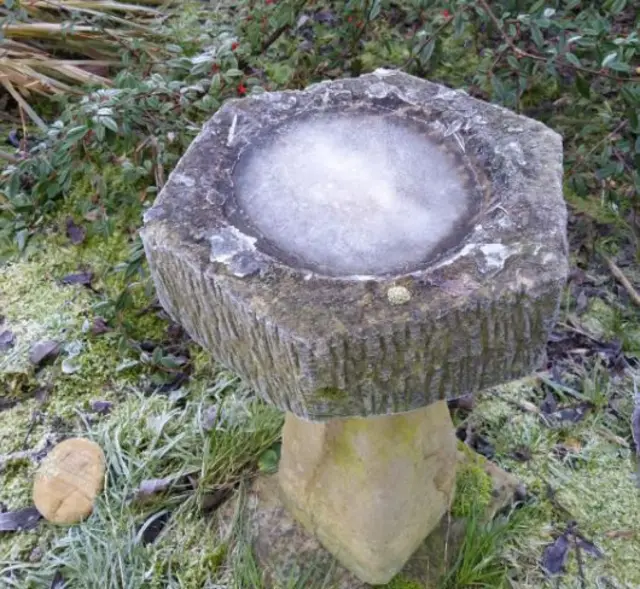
[218, 449, 523, 588]
[278, 402, 458, 585]
[141, 70, 568, 584]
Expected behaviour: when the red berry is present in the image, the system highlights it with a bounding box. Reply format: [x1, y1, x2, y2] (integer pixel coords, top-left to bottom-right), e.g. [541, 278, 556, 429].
[231, 41, 239, 51]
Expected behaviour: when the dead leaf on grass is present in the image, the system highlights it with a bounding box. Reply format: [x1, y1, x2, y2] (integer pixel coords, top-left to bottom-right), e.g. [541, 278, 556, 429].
[90, 400, 113, 415]
[134, 477, 174, 502]
[541, 532, 570, 575]
[61, 271, 93, 287]
[65, 218, 86, 245]
[541, 524, 603, 578]
[0, 507, 41, 532]
[0, 330, 15, 351]
[136, 510, 171, 545]
[91, 317, 110, 335]
[29, 340, 61, 366]
[50, 570, 66, 589]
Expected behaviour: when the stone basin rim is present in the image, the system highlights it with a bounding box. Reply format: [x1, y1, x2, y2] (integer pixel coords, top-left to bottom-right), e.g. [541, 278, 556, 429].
[144, 68, 573, 284]
[226, 109, 489, 279]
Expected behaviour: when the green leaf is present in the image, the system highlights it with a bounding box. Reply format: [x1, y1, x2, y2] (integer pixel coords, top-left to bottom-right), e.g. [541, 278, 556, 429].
[564, 52, 581, 67]
[506, 55, 520, 70]
[453, 12, 465, 37]
[531, 24, 544, 48]
[611, 0, 627, 13]
[635, 135, 640, 154]
[159, 354, 187, 369]
[575, 74, 591, 98]
[368, 0, 381, 20]
[419, 39, 436, 65]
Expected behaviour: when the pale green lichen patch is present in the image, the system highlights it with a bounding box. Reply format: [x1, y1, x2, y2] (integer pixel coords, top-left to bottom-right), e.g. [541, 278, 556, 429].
[472, 375, 640, 588]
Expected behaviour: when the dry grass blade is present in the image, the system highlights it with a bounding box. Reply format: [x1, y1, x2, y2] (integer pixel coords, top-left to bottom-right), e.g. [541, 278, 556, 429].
[23, 0, 163, 15]
[1, 77, 48, 130]
[0, 0, 172, 124]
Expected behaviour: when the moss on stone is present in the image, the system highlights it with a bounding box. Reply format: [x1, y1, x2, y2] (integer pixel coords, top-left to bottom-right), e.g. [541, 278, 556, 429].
[381, 575, 423, 589]
[314, 386, 349, 403]
[451, 443, 493, 518]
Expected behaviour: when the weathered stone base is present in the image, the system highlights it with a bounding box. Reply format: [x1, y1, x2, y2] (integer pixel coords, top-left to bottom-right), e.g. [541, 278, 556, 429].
[217, 452, 522, 588]
[278, 402, 458, 584]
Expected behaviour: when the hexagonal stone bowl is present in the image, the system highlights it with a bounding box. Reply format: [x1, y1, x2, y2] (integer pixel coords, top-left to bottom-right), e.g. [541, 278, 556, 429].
[140, 69, 569, 423]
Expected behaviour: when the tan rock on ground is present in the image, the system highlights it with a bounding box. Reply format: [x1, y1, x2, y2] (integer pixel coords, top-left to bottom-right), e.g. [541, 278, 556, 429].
[33, 437, 106, 525]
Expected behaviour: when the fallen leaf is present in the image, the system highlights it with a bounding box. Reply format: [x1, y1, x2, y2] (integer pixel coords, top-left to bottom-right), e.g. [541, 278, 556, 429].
[134, 477, 174, 502]
[200, 488, 233, 513]
[551, 403, 591, 424]
[155, 372, 190, 394]
[0, 330, 15, 351]
[91, 317, 110, 335]
[510, 446, 532, 462]
[50, 570, 66, 589]
[90, 400, 113, 415]
[202, 405, 219, 431]
[29, 340, 61, 366]
[0, 507, 42, 532]
[576, 536, 604, 559]
[61, 272, 93, 286]
[0, 398, 18, 412]
[541, 533, 570, 575]
[65, 218, 86, 245]
[447, 394, 475, 413]
[137, 510, 171, 545]
[540, 391, 558, 414]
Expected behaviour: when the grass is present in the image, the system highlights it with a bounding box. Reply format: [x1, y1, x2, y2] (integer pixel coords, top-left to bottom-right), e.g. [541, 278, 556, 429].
[1, 387, 282, 588]
[1, 0, 639, 587]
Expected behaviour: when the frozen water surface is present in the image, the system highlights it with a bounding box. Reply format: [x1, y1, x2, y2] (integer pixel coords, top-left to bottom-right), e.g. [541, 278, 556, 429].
[233, 114, 475, 276]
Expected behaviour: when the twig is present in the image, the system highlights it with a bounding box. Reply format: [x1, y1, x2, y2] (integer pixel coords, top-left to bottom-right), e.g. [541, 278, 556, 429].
[0, 78, 48, 132]
[0, 150, 20, 164]
[0, 434, 56, 469]
[573, 531, 586, 589]
[18, 102, 28, 153]
[603, 254, 640, 307]
[259, 0, 308, 55]
[402, 11, 458, 70]
[476, 0, 640, 83]
[567, 120, 628, 176]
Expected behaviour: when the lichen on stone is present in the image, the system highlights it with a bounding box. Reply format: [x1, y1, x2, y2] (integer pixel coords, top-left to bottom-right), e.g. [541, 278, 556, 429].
[386, 285, 411, 305]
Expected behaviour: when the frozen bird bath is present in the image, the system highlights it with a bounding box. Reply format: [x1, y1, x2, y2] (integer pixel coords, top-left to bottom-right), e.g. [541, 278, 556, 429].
[141, 70, 569, 585]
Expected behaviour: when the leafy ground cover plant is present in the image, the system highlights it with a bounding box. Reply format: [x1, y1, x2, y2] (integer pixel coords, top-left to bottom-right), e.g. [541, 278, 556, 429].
[0, 0, 639, 587]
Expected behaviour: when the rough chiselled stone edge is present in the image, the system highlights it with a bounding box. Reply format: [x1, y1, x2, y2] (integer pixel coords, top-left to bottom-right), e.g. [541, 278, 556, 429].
[140, 69, 570, 419]
[142, 224, 564, 419]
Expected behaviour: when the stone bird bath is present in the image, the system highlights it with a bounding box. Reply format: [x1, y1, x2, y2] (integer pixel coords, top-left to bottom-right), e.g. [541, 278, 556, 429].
[140, 70, 568, 585]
